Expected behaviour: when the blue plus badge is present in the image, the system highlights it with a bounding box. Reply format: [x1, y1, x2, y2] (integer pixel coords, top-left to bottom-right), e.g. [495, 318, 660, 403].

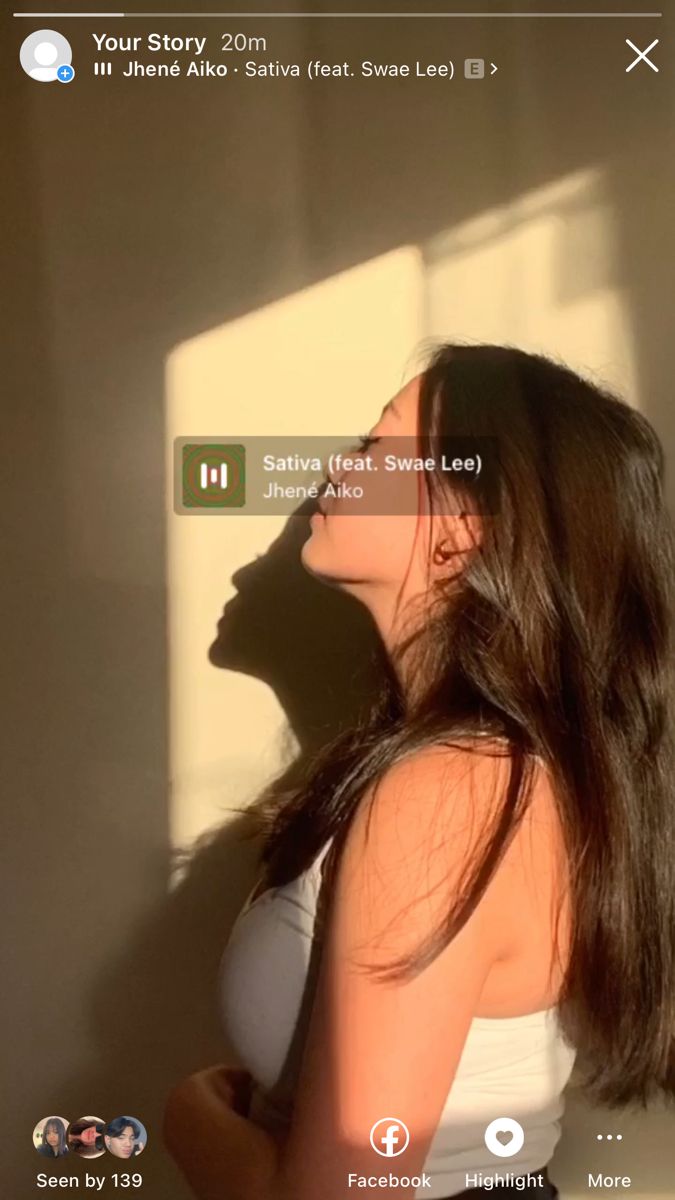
[57, 63, 75, 83]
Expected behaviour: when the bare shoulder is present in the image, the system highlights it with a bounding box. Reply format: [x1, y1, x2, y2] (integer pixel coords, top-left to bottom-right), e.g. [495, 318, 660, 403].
[357, 739, 516, 860]
[335, 742, 518, 963]
[336, 741, 568, 976]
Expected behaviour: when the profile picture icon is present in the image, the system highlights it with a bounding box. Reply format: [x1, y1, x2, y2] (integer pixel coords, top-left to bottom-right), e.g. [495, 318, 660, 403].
[19, 29, 72, 82]
[67, 1116, 106, 1159]
[33, 1116, 69, 1158]
[105, 1116, 147, 1159]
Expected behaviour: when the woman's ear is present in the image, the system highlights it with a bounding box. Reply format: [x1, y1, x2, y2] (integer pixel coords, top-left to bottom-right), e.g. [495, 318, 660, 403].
[431, 512, 481, 574]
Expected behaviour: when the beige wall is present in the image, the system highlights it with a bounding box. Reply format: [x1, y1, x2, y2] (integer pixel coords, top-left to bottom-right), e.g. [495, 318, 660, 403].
[4, 5, 673, 1197]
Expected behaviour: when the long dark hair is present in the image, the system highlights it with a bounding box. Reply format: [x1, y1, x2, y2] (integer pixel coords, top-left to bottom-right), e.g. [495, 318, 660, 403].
[41, 1118, 67, 1155]
[106, 1116, 142, 1152]
[68, 1120, 105, 1153]
[247, 344, 675, 1109]
[106, 1116, 141, 1140]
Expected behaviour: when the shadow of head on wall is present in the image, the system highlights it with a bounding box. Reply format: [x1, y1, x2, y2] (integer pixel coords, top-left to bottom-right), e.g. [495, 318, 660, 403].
[51, 508, 386, 1200]
[209, 499, 384, 754]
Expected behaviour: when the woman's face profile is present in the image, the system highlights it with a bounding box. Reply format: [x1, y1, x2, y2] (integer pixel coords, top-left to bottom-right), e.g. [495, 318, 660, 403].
[301, 374, 424, 590]
[106, 1125, 137, 1158]
[79, 1125, 99, 1146]
[45, 1126, 61, 1147]
[301, 372, 473, 623]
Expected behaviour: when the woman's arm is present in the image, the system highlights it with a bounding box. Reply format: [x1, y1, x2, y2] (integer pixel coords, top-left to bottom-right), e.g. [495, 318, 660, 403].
[164, 1067, 286, 1200]
[165, 746, 508, 1200]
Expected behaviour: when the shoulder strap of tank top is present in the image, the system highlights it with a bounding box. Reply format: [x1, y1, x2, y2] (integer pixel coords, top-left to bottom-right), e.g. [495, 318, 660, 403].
[315, 835, 341, 937]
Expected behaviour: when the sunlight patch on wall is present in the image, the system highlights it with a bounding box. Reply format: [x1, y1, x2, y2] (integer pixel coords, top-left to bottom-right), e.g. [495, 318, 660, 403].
[165, 248, 424, 852]
[423, 167, 639, 408]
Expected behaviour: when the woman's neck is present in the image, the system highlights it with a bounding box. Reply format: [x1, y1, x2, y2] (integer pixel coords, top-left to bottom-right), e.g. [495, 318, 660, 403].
[365, 594, 432, 707]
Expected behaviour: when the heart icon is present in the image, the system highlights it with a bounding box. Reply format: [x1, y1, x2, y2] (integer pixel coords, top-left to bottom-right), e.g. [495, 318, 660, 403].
[484, 1117, 525, 1158]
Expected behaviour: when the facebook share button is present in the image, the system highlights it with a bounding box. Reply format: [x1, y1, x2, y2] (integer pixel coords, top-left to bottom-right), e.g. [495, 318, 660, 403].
[370, 1118, 410, 1157]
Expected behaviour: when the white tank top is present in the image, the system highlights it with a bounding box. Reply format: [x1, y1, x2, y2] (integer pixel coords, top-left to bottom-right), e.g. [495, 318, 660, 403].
[219, 837, 577, 1199]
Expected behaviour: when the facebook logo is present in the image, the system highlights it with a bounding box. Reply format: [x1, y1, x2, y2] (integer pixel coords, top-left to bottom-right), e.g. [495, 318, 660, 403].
[369, 1118, 410, 1157]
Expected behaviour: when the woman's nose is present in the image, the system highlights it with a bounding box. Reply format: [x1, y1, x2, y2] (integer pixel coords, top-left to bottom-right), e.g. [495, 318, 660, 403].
[324, 449, 348, 488]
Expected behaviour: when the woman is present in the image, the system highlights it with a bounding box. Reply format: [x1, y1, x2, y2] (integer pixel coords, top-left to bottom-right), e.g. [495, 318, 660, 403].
[67, 1118, 106, 1159]
[164, 344, 675, 1200]
[37, 1117, 68, 1158]
[105, 1116, 145, 1159]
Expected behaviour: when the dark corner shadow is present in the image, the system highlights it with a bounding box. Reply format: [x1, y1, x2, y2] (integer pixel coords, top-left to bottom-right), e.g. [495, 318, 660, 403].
[56, 502, 382, 1199]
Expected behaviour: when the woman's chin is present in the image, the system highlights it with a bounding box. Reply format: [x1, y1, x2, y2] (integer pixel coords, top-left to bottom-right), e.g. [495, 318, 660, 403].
[300, 529, 324, 572]
[301, 536, 342, 586]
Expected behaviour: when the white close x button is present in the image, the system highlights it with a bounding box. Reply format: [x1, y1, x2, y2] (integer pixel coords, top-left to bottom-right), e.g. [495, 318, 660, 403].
[625, 38, 659, 73]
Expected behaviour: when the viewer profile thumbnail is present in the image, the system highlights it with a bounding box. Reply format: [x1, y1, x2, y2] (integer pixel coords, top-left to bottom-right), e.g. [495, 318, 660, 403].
[33, 1116, 69, 1158]
[67, 1116, 106, 1159]
[105, 1115, 147, 1158]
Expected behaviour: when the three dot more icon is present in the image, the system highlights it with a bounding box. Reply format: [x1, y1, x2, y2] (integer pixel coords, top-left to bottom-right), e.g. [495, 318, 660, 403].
[19, 29, 73, 83]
